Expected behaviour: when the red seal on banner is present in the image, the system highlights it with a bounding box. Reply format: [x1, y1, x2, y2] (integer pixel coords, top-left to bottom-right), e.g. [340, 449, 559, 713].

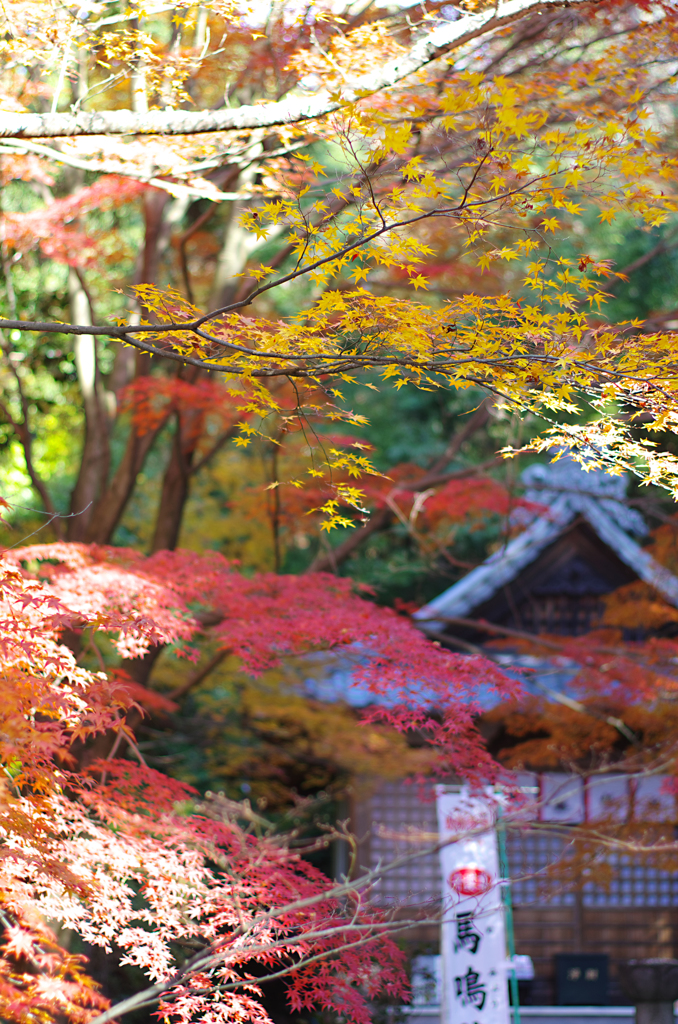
[448, 866, 492, 896]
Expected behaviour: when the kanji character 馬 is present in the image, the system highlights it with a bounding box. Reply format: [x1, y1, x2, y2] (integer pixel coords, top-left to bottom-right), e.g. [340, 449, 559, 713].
[455, 912, 482, 954]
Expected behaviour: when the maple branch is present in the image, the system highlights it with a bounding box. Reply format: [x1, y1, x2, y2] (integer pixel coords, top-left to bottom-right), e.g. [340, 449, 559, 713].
[0, 0, 599, 141]
[529, 676, 640, 746]
[423, 399, 492, 475]
[0, 139, 249, 202]
[384, 490, 477, 571]
[604, 228, 678, 291]
[0, 174, 558, 362]
[191, 175, 549, 331]
[307, 453, 499, 573]
[86, 818, 489, 1024]
[86, 786, 678, 1024]
[176, 165, 243, 302]
[228, 155, 388, 305]
[167, 648, 229, 701]
[308, 505, 392, 572]
[188, 423, 241, 476]
[88, 914, 433, 1024]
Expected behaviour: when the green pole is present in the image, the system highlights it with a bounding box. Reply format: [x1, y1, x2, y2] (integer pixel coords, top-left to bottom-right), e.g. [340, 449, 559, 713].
[497, 811, 521, 1024]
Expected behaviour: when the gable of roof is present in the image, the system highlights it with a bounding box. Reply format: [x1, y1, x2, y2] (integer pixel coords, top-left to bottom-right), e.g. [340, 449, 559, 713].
[413, 460, 678, 629]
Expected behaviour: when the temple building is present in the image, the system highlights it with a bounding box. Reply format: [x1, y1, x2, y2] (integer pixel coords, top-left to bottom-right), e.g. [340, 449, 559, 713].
[354, 458, 678, 1009]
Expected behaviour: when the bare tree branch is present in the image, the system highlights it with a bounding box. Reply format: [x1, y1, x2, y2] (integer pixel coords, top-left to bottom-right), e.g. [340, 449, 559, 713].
[426, 399, 491, 474]
[0, 0, 598, 140]
[168, 648, 229, 701]
[308, 505, 392, 573]
[308, 456, 500, 572]
[0, 139, 248, 201]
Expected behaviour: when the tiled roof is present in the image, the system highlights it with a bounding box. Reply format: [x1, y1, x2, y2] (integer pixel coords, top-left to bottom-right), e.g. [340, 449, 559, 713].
[413, 458, 678, 628]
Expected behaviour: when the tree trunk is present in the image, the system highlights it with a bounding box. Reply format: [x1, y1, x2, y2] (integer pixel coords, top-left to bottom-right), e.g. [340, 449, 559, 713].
[136, 189, 170, 287]
[79, 190, 174, 543]
[149, 411, 197, 552]
[67, 269, 112, 540]
[208, 190, 261, 311]
[147, 166, 266, 551]
[85, 421, 165, 543]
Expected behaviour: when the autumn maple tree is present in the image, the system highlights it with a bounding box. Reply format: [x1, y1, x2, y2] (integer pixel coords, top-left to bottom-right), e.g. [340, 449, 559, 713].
[0, 538, 520, 1023]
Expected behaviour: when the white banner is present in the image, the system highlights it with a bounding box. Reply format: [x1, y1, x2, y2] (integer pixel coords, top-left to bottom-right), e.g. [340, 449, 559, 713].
[436, 787, 510, 1024]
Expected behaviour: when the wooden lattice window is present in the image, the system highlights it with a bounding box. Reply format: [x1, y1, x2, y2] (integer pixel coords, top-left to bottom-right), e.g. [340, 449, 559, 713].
[360, 782, 678, 910]
[359, 781, 441, 907]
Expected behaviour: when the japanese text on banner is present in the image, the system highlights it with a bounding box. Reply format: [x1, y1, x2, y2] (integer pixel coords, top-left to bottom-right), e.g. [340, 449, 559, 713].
[436, 787, 510, 1024]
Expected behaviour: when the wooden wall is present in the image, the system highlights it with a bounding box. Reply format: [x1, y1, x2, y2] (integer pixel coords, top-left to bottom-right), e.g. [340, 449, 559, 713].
[513, 905, 678, 1003]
